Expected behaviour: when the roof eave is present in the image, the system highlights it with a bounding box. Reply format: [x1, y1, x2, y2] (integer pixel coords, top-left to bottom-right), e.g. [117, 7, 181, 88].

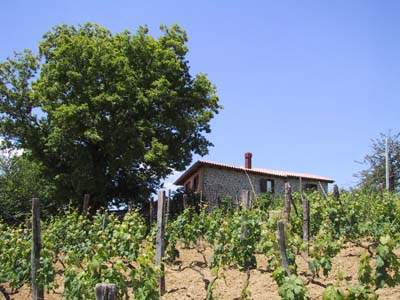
[174, 161, 335, 185]
[173, 161, 203, 185]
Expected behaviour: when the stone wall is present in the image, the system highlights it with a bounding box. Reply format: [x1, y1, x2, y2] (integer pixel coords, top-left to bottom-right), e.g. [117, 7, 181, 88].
[201, 166, 328, 207]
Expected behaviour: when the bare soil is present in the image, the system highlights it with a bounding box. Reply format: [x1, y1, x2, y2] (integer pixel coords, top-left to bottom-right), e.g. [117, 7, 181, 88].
[162, 242, 400, 300]
[3, 243, 400, 299]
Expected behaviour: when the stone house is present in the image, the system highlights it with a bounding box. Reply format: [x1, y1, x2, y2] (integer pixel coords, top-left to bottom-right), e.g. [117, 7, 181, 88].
[174, 153, 334, 206]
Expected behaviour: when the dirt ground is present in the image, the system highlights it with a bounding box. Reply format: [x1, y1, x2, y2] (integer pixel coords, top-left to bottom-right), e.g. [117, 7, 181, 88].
[3, 243, 400, 299]
[162, 243, 400, 300]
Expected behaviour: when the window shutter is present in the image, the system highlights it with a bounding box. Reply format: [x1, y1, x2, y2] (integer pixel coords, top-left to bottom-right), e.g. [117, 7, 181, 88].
[260, 179, 266, 193]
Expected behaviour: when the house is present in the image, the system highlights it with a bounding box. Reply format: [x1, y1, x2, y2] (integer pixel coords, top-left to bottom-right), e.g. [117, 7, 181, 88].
[174, 153, 334, 207]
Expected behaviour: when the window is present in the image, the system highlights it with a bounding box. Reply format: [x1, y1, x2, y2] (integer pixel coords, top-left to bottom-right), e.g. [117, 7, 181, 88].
[260, 179, 274, 194]
[193, 174, 199, 191]
[304, 183, 317, 191]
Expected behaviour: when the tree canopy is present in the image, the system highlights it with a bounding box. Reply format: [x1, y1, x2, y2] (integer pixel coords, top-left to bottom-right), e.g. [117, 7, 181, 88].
[356, 132, 400, 192]
[0, 23, 220, 210]
[0, 151, 56, 223]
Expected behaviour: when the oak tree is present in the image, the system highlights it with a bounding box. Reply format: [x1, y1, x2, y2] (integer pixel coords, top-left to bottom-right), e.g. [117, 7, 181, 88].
[0, 23, 220, 209]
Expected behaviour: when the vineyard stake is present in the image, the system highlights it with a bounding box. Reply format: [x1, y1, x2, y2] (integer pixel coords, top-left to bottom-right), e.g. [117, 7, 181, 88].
[333, 184, 340, 202]
[95, 283, 117, 300]
[240, 190, 250, 241]
[83, 193, 90, 214]
[165, 189, 171, 226]
[299, 177, 303, 195]
[302, 196, 310, 254]
[333, 184, 342, 233]
[156, 190, 166, 296]
[318, 182, 328, 199]
[283, 182, 292, 222]
[385, 135, 390, 191]
[240, 189, 251, 209]
[31, 198, 44, 300]
[277, 220, 291, 275]
[101, 212, 107, 231]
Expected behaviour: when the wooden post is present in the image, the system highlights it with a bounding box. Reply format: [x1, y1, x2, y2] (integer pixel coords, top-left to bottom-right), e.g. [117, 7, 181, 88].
[283, 182, 292, 222]
[165, 190, 171, 226]
[277, 220, 290, 275]
[385, 136, 390, 191]
[240, 190, 250, 240]
[333, 184, 343, 208]
[83, 193, 90, 214]
[240, 189, 251, 209]
[31, 198, 44, 300]
[318, 182, 328, 199]
[102, 212, 107, 231]
[95, 283, 117, 300]
[302, 197, 309, 254]
[156, 190, 166, 296]
[332, 184, 342, 233]
[333, 184, 340, 202]
[299, 177, 303, 195]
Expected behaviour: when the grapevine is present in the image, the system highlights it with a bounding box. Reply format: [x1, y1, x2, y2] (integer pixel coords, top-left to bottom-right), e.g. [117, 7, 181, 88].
[1, 189, 399, 299]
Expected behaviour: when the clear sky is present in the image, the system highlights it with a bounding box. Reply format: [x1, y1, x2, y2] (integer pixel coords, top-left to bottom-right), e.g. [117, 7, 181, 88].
[1, 0, 399, 189]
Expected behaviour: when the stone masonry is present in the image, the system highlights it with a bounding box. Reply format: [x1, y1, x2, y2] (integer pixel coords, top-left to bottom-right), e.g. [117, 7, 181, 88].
[200, 166, 328, 207]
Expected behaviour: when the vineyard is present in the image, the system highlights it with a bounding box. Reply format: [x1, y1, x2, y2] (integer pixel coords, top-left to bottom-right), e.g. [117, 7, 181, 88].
[1, 188, 400, 299]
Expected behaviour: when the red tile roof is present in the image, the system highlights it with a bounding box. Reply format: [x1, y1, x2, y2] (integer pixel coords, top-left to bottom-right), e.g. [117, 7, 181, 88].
[174, 160, 334, 185]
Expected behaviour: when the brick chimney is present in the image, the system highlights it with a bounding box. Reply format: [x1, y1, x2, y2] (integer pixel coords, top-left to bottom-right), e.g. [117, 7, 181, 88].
[244, 152, 252, 169]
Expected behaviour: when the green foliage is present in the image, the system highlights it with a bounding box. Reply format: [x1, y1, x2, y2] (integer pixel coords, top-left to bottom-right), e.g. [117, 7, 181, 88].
[219, 196, 236, 212]
[0, 222, 31, 289]
[356, 132, 400, 192]
[0, 210, 158, 299]
[204, 209, 262, 270]
[346, 284, 378, 300]
[164, 190, 400, 298]
[0, 152, 56, 223]
[2, 189, 400, 298]
[0, 23, 220, 210]
[358, 253, 373, 286]
[167, 207, 264, 270]
[374, 235, 400, 289]
[164, 208, 203, 261]
[273, 270, 308, 300]
[308, 228, 342, 277]
[254, 192, 275, 211]
[322, 285, 346, 300]
[322, 285, 377, 300]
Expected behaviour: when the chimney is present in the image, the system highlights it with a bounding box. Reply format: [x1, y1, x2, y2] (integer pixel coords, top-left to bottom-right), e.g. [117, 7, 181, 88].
[244, 152, 252, 169]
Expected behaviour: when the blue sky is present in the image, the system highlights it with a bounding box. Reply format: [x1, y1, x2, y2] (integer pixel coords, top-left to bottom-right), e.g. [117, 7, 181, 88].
[1, 0, 399, 189]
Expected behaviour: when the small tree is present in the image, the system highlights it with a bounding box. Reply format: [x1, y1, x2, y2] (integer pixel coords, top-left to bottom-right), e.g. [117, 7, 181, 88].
[356, 132, 400, 192]
[0, 151, 56, 223]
